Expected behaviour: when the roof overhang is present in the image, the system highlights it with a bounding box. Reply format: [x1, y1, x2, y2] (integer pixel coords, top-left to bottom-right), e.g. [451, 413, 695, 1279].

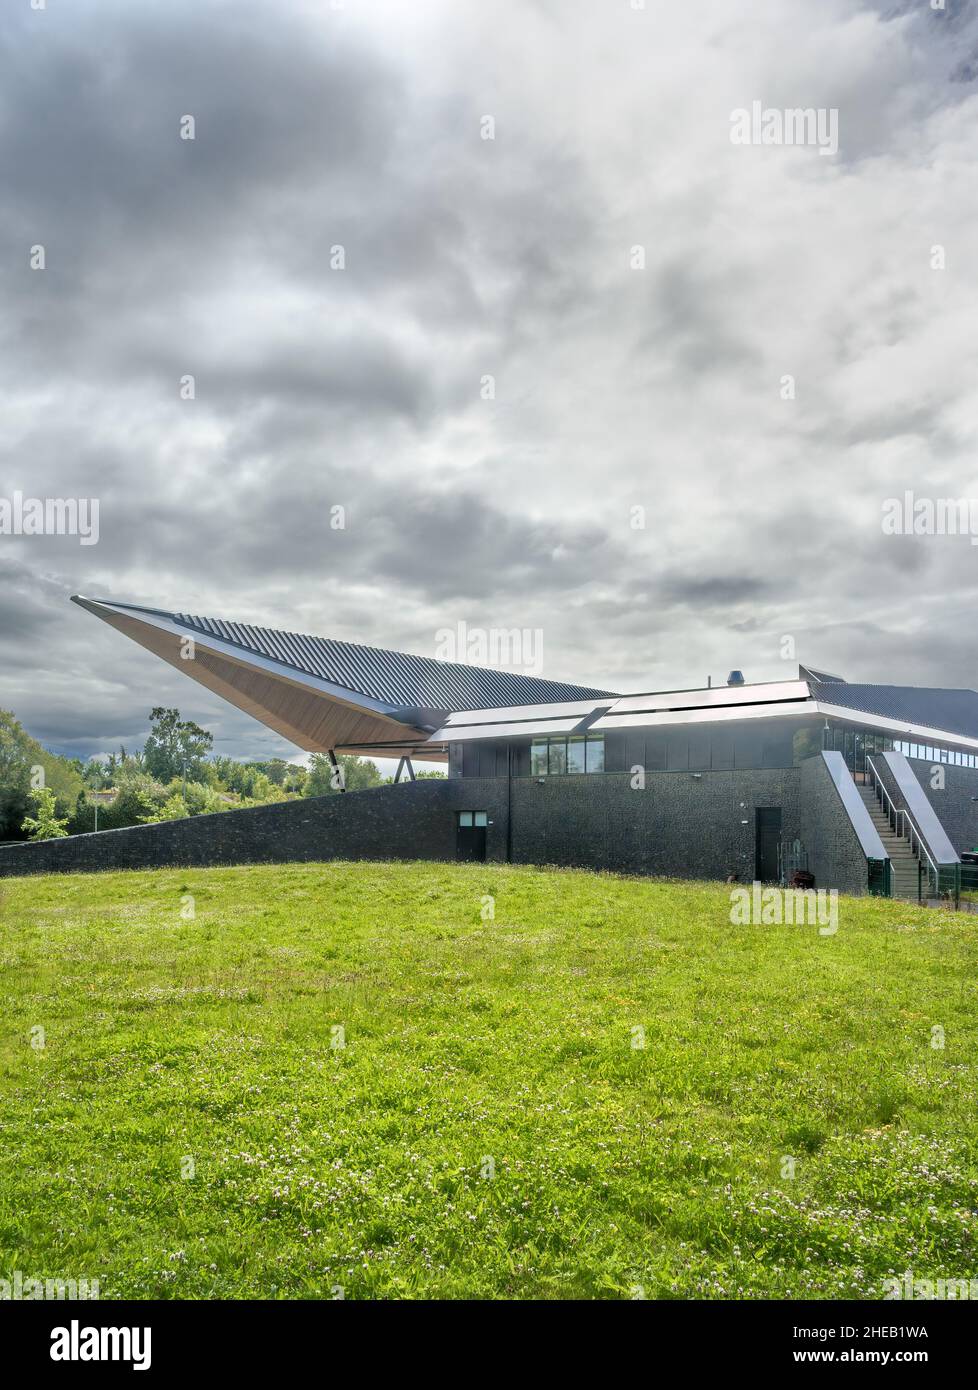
[813, 700, 978, 755]
[72, 596, 446, 760]
[426, 681, 818, 744]
[592, 699, 820, 732]
[423, 679, 978, 755]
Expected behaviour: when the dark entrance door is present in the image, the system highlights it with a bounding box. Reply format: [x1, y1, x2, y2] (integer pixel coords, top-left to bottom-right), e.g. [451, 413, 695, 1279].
[755, 807, 782, 882]
[456, 810, 487, 862]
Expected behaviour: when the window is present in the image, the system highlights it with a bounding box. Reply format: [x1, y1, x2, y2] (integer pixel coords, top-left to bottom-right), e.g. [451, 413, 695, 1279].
[458, 810, 487, 826]
[548, 739, 568, 774]
[458, 811, 473, 827]
[526, 733, 605, 774]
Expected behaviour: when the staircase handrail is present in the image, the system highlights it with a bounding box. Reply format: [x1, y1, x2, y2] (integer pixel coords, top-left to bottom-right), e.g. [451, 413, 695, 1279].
[866, 756, 939, 889]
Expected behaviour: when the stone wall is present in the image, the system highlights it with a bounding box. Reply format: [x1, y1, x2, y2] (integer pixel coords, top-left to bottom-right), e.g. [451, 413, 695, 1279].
[906, 758, 978, 856]
[799, 754, 874, 896]
[507, 768, 803, 881]
[0, 759, 882, 893]
[0, 781, 462, 878]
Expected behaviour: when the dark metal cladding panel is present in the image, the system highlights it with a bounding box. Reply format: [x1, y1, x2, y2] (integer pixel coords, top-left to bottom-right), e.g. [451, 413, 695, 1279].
[171, 612, 615, 711]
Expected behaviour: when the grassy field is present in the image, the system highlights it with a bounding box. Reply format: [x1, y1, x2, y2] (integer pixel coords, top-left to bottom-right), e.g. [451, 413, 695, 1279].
[1, 860, 976, 1300]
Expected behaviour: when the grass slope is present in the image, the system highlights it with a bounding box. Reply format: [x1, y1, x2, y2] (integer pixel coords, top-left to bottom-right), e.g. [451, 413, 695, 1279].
[1, 861, 976, 1300]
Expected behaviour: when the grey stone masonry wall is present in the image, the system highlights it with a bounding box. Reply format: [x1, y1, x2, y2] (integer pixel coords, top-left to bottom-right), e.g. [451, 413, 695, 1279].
[0, 760, 881, 892]
[0, 781, 471, 878]
[799, 754, 873, 896]
[906, 758, 978, 856]
[508, 768, 803, 881]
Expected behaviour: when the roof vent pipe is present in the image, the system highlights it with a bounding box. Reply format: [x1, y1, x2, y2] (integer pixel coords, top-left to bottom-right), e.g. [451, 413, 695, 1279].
[727, 670, 745, 686]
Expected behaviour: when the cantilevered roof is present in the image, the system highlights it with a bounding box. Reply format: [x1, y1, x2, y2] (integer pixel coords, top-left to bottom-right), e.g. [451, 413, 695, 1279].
[814, 683, 978, 743]
[71, 595, 978, 761]
[170, 609, 612, 709]
[71, 596, 613, 759]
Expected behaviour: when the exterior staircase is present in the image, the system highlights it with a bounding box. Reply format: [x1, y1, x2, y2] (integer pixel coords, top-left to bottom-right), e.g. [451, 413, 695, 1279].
[858, 784, 921, 900]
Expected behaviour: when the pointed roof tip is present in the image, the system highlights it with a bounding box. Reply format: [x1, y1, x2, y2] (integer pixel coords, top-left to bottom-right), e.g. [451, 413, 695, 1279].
[71, 597, 614, 709]
[70, 594, 177, 621]
[799, 663, 847, 685]
[71, 594, 122, 617]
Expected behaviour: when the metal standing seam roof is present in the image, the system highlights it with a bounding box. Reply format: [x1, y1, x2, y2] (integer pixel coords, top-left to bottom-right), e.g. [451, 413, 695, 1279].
[73, 598, 978, 743]
[812, 682, 978, 743]
[171, 611, 615, 712]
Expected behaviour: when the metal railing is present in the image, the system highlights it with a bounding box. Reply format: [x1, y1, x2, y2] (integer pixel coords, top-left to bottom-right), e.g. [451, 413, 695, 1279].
[867, 857, 891, 898]
[865, 756, 958, 903]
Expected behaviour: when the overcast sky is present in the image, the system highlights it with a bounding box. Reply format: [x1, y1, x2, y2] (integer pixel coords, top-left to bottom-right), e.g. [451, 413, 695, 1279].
[1, 0, 977, 767]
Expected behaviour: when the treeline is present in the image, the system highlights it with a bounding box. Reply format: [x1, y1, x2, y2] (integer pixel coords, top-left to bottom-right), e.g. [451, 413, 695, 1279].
[1, 706, 443, 842]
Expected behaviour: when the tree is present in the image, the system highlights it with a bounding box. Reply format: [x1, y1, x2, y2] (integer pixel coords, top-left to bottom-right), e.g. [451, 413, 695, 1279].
[140, 792, 189, 823]
[0, 709, 83, 840]
[21, 787, 69, 841]
[247, 758, 307, 793]
[143, 708, 213, 784]
[303, 753, 383, 797]
[102, 767, 170, 829]
[82, 756, 114, 790]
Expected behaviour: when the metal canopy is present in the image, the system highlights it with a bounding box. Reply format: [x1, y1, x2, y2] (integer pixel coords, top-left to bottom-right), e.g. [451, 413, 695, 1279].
[428, 716, 587, 742]
[592, 700, 821, 732]
[440, 697, 613, 726]
[608, 680, 810, 715]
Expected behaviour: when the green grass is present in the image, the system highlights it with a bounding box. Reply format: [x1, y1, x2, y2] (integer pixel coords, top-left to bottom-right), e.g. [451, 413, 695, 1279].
[1, 860, 977, 1300]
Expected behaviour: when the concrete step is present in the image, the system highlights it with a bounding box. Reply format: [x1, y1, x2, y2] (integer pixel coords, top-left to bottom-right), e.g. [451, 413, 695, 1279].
[857, 785, 926, 899]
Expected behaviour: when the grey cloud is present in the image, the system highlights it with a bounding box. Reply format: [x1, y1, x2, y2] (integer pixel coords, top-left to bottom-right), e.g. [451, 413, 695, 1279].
[3, 0, 978, 761]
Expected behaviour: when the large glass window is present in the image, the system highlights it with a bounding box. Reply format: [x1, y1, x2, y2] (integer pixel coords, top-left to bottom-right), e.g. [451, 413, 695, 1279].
[567, 737, 587, 774]
[526, 733, 605, 774]
[548, 739, 568, 774]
